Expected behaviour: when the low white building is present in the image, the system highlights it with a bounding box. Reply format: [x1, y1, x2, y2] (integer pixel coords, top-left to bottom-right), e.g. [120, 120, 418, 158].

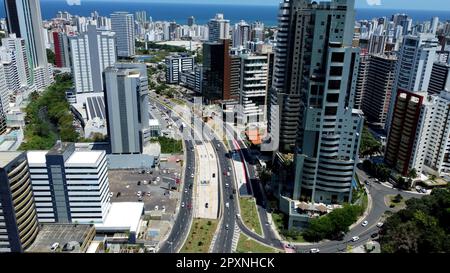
[27, 142, 111, 224]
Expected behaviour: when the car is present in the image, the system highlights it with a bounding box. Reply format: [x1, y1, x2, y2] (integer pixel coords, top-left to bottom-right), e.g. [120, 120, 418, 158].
[233, 189, 236, 194]
[225, 202, 230, 208]
[230, 194, 234, 200]
[109, 192, 114, 198]
[205, 203, 209, 208]
[228, 167, 232, 171]
[227, 172, 230, 177]
[376, 222, 384, 228]
[371, 233, 379, 239]
[351, 236, 360, 242]
[50, 242, 59, 251]
[184, 189, 188, 193]
[147, 192, 151, 197]
[223, 171, 227, 175]
[156, 177, 161, 182]
[421, 188, 427, 194]
[191, 174, 194, 178]
[189, 184, 193, 189]
[225, 224, 229, 230]
[364, 180, 370, 185]
[415, 186, 422, 192]
[361, 221, 368, 227]
[225, 183, 229, 188]
[181, 202, 185, 208]
[309, 248, 320, 253]
[137, 181, 141, 186]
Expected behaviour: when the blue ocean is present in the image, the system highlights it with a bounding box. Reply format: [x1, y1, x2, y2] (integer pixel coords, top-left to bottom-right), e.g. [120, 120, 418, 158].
[0, 1, 450, 26]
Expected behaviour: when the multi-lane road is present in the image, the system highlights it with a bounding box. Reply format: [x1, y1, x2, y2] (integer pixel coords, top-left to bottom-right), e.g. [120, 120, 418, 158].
[153, 90, 426, 254]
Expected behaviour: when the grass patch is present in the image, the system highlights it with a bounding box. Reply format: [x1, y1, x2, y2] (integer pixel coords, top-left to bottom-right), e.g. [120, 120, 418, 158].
[151, 136, 183, 154]
[181, 219, 218, 253]
[236, 234, 280, 253]
[239, 197, 263, 236]
[171, 98, 186, 105]
[387, 194, 406, 209]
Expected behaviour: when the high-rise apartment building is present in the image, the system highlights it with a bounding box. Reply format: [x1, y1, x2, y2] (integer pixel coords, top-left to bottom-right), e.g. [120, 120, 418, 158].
[362, 54, 397, 127]
[385, 91, 428, 176]
[4, 0, 52, 90]
[354, 51, 369, 110]
[428, 61, 450, 96]
[70, 25, 117, 94]
[290, 0, 363, 205]
[188, 16, 195, 27]
[208, 13, 230, 43]
[52, 31, 71, 68]
[386, 33, 439, 132]
[232, 20, 250, 48]
[1, 34, 30, 87]
[165, 55, 195, 84]
[0, 152, 39, 252]
[111, 12, 135, 58]
[422, 91, 450, 176]
[0, 65, 9, 134]
[238, 54, 269, 126]
[104, 63, 150, 155]
[27, 142, 111, 224]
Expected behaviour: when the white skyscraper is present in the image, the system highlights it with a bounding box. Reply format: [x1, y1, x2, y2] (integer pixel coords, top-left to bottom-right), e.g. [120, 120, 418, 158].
[27, 142, 111, 224]
[232, 20, 250, 48]
[111, 12, 136, 58]
[70, 25, 117, 94]
[386, 33, 439, 132]
[4, 0, 52, 91]
[208, 13, 230, 42]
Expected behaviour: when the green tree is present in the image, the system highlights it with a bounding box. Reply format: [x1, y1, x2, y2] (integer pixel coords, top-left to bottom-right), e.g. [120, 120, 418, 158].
[46, 49, 56, 65]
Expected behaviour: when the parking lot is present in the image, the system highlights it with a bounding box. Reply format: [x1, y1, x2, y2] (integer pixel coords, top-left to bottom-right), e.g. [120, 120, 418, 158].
[108, 162, 183, 214]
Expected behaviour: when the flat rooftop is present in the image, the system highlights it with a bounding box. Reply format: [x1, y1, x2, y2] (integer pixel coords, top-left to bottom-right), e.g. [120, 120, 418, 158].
[0, 152, 22, 168]
[95, 202, 144, 234]
[26, 151, 48, 165]
[26, 224, 95, 253]
[86, 95, 106, 120]
[66, 150, 105, 165]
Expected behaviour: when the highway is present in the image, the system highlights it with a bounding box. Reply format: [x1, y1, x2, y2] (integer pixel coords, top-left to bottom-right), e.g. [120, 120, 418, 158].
[154, 90, 427, 254]
[153, 98, 196, 253]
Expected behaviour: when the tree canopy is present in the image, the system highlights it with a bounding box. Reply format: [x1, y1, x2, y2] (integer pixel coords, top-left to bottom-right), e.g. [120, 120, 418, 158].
[379, 186, 450, 253]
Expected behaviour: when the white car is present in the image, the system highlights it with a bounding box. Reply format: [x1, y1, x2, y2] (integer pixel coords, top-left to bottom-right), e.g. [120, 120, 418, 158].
[351, 236, 360, 242]
[109, 192, 114, 198]
[181, 202, 185, 208]
[225, 202, 230, 208]
[50, 242, 59, 251]
[361, 221, 368, 227]
[376, 222, 384, 228]
[310, 248, 320, 253]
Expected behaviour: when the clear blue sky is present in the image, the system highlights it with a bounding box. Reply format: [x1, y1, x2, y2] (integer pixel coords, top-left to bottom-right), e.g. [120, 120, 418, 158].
[63, 0, 450, 11]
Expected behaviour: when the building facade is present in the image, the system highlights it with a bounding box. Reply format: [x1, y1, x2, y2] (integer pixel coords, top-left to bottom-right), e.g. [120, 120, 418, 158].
[362, 54, 397, 127]
[273, 0, 363, 210]
[104, 63, 150, 155]
[70, 25, 116, 94]
[165, 55, 195, 84]
[27, 142, 111, 223]
[208, 13, 230, 43]
[4, 0, 52, 90]
[111, 12, 135, 58]
[0, 152, 39, 252]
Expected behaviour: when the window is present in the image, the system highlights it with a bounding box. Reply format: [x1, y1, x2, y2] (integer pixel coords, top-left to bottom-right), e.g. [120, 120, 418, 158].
[325, 107, 338, 116]
[328, 80, 341, 89]
[327, 93, 339, 103]
[330, 66, 343, 76]
[331, 52, 345, 62]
